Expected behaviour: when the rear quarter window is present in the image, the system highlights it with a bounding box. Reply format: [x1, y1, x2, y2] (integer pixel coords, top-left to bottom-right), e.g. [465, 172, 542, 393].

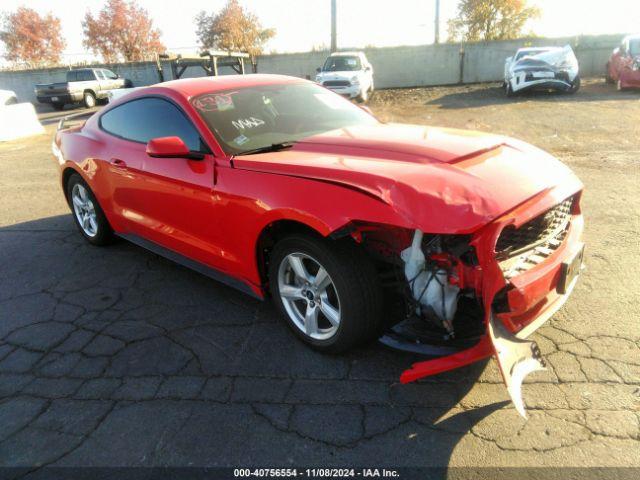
[99, 97, 204, 152]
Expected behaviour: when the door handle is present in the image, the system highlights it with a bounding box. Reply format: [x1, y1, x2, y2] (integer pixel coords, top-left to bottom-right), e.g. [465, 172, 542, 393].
[110, 158, 127, 167]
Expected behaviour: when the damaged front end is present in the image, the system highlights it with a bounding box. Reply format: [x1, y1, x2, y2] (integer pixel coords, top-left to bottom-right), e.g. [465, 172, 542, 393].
[357, 189, 584, 418]
[506, 45, 580, 94]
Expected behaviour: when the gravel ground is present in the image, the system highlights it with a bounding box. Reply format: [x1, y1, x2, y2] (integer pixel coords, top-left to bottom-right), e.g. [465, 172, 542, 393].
[0, 79, 638, 474]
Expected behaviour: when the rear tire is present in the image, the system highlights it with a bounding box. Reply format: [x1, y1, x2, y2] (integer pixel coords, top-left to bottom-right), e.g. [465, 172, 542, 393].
[268, 234, 383, 353]
[66, 173, 114, 246]
[83, 91, 96, 109]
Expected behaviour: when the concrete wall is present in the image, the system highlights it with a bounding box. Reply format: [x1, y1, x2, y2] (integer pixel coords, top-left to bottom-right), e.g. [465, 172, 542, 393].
[0, 34, 623, 104]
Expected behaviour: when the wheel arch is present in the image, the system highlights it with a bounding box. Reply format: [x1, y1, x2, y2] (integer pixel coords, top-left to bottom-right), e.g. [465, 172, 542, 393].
[61, 166, 83, 206]
[255, 219, 328, 291]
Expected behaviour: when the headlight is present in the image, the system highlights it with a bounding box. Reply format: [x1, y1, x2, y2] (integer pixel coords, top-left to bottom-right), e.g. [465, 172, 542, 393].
[351, 76, 360, 84]
[315, 76, 322, 83]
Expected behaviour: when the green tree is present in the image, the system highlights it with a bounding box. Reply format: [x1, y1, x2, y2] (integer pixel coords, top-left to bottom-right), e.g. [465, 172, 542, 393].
[448, 0, 540, 42]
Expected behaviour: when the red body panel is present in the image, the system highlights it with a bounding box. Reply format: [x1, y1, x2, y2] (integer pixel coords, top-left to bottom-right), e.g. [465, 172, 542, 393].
[54, 75, 584, 382]
[608, 46, 640, 89]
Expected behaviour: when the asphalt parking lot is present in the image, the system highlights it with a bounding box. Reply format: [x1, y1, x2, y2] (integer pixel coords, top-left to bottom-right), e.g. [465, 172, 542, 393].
[0, 80, 639, 473]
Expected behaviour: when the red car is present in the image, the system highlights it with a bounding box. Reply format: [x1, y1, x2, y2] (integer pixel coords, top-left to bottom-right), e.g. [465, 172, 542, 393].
[607, 34, 640, 90]
[53, 75, 584, 416]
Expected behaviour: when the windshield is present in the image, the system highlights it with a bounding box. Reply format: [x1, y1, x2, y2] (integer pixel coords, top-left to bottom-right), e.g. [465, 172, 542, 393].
[322, 56, 362, 72]
[515, 49, 550, 61]
[630, 39, 640, 56]
[191, 82, 377, 155]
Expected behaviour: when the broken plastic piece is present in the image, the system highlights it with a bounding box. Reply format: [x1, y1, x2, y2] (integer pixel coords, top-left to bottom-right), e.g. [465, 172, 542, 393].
[487, 313, 546, 418]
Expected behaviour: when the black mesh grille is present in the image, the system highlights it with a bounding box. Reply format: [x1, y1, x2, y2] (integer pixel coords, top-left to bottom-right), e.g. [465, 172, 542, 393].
[323, 80, 350, 87]
[496, 196, 573, 256]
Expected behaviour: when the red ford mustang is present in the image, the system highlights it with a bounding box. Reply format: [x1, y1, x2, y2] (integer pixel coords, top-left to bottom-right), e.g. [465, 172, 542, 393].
[53, 75, 584, 416]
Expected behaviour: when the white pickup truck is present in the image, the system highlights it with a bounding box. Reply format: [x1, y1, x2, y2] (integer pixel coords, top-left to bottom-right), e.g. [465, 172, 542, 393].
[315, 51, 374, 102]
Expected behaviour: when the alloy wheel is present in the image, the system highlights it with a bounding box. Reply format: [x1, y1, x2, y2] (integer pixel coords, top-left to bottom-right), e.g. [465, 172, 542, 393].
[71, 183, 98, 237]
[277, 252, 341, 340]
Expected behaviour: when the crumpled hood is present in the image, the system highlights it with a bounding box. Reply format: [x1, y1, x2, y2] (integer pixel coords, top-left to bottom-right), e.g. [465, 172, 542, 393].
[232, 124, 580, 233]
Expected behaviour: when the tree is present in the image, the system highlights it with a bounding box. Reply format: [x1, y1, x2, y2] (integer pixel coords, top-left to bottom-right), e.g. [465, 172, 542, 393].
[447, 0, 540, 43]
[0, 7, 65, 67]
[195, 0, 275, 59]
[82, 0, 165, 62]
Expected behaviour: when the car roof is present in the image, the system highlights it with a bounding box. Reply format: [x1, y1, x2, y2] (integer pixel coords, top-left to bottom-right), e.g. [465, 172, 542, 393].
[149, 74, 308, 99]
[516, 47, 560, 53]
[330, 51, 364, 57]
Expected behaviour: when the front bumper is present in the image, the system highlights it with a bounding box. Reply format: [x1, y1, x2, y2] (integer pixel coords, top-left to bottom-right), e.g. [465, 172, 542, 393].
[619, 69, 640, 89]
[323, 84, 362, 98]
[509, 73, 575, 93]
[399, 186, 584, 416]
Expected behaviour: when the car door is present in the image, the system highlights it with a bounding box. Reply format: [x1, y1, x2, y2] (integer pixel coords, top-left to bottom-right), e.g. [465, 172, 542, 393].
[94, 70, 109, 97]
[103, 69, 124, 90]
[98, 96, 220, 268]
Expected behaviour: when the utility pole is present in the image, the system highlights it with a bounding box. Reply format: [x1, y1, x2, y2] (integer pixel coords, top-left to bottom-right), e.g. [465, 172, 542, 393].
[434, 0, 440, 44]
[331, 0, 337, 52]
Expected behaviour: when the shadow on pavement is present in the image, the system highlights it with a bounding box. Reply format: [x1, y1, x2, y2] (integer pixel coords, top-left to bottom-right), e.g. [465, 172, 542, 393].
[0, 214, 507, 469]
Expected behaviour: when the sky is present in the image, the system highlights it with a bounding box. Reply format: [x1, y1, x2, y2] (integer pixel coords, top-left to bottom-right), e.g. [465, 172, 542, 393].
[1, 0, 639, 64]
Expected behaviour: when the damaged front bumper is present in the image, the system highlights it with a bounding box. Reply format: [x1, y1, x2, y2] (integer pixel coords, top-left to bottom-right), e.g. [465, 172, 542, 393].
[394, 186, 584, 417]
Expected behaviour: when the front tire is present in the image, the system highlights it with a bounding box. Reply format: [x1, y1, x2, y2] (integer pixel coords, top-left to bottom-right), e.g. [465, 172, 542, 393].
[567, 75, 580, 94]
[505, 81, 515, 97]
[356, 87, 368, 103]
[269, 234, 383, 353]
[67, 174, 113, 246]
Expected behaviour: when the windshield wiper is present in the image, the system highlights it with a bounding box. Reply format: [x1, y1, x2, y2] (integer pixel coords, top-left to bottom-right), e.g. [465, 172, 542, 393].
[235, 141, 296, 156]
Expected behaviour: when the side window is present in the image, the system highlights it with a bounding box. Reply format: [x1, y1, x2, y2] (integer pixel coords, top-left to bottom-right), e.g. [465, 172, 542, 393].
[67, 71, 78, 82]
[79, 70, 95, 81]
[104, 70, 119, 80]
[100, 97, 204, 152]
[95, 70, 105, 80]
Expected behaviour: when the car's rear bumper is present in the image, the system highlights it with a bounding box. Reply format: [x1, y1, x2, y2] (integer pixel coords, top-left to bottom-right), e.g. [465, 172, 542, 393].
[37, 92, 82, 104]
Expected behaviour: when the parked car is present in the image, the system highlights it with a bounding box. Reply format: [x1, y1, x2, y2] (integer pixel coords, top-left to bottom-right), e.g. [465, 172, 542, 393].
[315, 51, 374, 102]
[504, 45, 580, 96]
[35, 68, 132, 110]
[53, 75, 584, 416]
[606, 34, 640, 90]
[0, 89, 18, 106]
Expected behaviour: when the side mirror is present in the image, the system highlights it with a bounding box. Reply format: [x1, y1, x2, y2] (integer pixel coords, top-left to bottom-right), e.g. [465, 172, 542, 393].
[316, 67, 321, 73]
[364, 66, 371, 72]
[146, 136, 204, 160]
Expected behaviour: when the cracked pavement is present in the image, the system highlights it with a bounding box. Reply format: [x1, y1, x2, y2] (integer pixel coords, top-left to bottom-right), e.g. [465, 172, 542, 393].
[0, 81, 639, 471]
